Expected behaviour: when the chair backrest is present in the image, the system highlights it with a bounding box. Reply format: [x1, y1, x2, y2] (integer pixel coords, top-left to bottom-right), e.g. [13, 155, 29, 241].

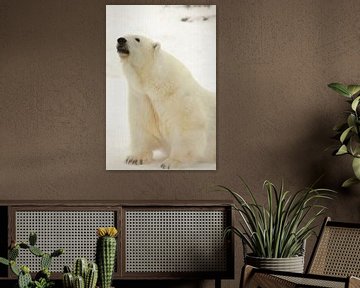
[307, 217, 360, 277]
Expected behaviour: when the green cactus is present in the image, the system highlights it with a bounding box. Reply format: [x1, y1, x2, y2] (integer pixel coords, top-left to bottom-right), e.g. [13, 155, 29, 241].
[73, 275, 85, 288]
[29, 232, 37, 246]
[74, 258, 88, 279]
[0, 232, 63, 288]
[85, 263, 98, 288]
[19, 243, 30, 249]
[40, 253, 52, 269]
[10, 260, 21, 276]
[96, 231, 117, 288]
[63, 259, 98, 288]
[9, 246, 19, 260]
[63, 265, 72, 273]
[29, 245, 44, 257]
[18, 270, 32, 288]
[51, 248, 64, 257]
[35, 268, 51, 282]
[63, 271, 74, 288]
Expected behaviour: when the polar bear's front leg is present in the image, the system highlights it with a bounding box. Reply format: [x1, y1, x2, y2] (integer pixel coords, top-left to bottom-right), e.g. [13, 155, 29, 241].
[126, 90, 161, 165]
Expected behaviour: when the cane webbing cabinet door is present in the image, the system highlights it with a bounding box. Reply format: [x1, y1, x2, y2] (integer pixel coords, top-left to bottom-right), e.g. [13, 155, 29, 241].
[122, 205, 233, 279]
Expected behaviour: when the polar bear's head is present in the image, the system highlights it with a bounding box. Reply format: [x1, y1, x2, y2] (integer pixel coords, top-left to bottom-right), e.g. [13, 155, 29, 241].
[116, 35, 161, 68]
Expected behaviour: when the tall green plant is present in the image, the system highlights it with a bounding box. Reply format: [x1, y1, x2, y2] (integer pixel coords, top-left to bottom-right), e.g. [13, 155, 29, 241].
[220, 179, 335, 258]
[328, 82, 360, 187]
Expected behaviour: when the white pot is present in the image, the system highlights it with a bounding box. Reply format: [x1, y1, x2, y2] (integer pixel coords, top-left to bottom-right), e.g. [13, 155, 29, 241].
[245, 254, 305, 273]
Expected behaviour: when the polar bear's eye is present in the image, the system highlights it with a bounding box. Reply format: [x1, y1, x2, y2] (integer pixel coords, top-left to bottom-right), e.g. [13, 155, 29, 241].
[135, 38, 140, 42]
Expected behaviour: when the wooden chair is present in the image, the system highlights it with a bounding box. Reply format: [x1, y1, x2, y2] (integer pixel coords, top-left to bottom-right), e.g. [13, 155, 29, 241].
[241, 217, 360, 288]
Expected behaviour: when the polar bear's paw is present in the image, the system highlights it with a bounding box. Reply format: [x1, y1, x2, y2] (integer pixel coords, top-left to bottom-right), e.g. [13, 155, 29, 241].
[125, 153, 152, 165]
[160, 158, 181, 170]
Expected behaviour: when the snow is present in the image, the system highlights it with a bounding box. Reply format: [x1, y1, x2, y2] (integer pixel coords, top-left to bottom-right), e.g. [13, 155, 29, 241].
[106, 5, 216, 170]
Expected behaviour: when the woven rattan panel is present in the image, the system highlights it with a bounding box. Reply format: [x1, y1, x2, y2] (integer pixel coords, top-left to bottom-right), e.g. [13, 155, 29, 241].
[310, 226, 360, 277]
[15, 211, 115, 272]
[277, 275, 345, 288]
[125, 210, 227, 273]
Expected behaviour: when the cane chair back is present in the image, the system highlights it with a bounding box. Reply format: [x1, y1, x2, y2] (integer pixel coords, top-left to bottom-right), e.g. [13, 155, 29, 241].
[307, 217, 360, 278]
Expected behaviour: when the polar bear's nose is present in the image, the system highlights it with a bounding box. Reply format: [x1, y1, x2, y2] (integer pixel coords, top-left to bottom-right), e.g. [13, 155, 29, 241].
[117, 37, 127, 45]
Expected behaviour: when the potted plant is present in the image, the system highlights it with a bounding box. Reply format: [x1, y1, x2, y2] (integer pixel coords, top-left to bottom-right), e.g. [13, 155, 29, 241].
[0, 232, 64, 288]
[328, 83, 360, 187]
[220, 178, 334, 273]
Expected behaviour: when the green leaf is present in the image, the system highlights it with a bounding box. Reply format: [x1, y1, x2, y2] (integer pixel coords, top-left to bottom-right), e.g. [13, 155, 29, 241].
[352, 96, 360, 111]
[340, 126, 353, 143]
[328, 83, 351, 97]
[342, 177, 360, 188]
[336, 144, 348, 155]
[0, 257, 9, 266]
[347, 114, 356, 128]
[347, 85, 360, 97]
[352, 157, 360, 179]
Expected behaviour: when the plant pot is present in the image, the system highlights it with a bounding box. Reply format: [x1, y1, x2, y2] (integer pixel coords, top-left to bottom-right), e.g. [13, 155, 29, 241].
[245, 254, 304, 273]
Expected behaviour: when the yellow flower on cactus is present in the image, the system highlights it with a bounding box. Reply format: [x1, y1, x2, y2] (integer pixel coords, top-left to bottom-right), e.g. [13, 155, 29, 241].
[96, 227, 118, 237]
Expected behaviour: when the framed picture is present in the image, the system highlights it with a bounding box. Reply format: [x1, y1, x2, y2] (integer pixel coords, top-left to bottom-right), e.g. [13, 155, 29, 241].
[106, 5, 216, 170]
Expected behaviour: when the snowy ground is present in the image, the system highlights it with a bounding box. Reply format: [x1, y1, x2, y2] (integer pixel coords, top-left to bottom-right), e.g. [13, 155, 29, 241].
[106, 5, 216, 170]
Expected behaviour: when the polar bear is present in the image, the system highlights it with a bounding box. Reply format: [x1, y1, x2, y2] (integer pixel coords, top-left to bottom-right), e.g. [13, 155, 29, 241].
[117, 35, 216, 169]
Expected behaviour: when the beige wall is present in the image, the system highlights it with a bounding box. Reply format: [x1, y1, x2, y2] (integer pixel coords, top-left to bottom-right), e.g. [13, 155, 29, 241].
[1, 1, 360, 287]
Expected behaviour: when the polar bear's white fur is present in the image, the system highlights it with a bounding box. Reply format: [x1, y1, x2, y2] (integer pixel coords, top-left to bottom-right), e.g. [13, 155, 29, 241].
[117, 35, 216, 169]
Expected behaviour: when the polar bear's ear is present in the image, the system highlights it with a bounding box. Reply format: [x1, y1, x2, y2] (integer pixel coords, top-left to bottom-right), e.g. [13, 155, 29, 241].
[153, 42, 161, 52]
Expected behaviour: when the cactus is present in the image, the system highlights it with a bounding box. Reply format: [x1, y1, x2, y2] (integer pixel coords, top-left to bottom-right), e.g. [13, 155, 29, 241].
[74, 258, 88, 279]
[10, 260, 20, 276]
[35, 268, 50, 281]
[63, 272, 74, 288]
[74, 275, 85, 288]
[0, 232, 63, 288]
[18, 267, 32, 288]
[63, 260, 98, 288]
[41, 253, 52, 270]
[29, 245, 44, 257]
[96, 227, 118, 288]
[29, 232, 37, 246]
[85, 263, 98, 288]
[9, 246, 19, 260]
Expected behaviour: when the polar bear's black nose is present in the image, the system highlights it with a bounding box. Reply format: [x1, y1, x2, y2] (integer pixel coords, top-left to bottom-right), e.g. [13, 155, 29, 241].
[117, 37, 127, 45]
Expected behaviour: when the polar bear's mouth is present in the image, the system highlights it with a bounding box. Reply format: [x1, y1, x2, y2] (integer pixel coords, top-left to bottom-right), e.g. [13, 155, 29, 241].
[117, 46, 130, 56]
